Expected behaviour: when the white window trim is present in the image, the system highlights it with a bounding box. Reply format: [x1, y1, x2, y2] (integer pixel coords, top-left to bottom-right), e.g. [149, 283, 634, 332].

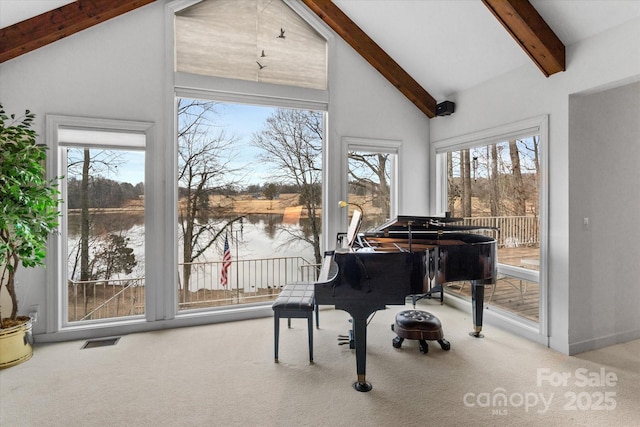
[166, 0, 336, 324]
[430, 115, 549, 341]
[45, 115, 154, 334]
[175, 72, 329, 112]
[341, 137, 402, 232]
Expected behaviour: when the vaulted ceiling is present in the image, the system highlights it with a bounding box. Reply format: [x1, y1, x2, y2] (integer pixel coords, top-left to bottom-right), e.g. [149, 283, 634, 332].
[1, 0, 639, 118]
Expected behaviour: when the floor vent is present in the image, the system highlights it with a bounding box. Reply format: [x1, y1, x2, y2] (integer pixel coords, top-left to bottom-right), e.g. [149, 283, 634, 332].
[81, 337, 120, 349]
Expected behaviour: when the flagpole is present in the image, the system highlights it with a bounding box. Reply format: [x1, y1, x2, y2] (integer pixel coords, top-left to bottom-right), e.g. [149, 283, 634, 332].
[235, 228, 240, 304]
[234, 217, 243, 304]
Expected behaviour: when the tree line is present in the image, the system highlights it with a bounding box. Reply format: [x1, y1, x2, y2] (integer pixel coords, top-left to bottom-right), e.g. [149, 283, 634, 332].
[67, 177, 310, 211]
[67, 177, 144, 209]
[447, 136, 540, 218]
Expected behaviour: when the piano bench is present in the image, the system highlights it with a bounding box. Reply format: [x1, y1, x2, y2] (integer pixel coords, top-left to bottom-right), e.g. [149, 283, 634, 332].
[272, 282, 317, 364]
[391, 310, 451, 354]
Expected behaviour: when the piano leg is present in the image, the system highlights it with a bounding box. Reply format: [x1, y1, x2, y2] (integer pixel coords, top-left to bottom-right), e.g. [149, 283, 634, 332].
[352, 316, 372, 392]
[470, 280, 485, 338]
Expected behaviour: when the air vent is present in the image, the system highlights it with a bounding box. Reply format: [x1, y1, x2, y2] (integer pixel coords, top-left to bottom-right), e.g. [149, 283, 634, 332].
[81, 337, 120, 349]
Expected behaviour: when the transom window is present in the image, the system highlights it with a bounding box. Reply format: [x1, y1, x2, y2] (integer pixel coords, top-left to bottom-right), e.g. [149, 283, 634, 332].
[175, 0, 327, 90]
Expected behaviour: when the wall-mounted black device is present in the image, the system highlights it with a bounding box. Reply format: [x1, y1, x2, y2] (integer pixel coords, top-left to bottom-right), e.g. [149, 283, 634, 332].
[436, 101, 455, 117]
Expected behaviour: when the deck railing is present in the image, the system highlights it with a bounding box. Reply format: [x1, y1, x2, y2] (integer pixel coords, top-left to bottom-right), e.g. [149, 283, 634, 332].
[459, 216, 539, 248]
[177, 256, 318, 309]
[67, 217, 539, 321]
[68, 277, 145, 321]
[68, 256, 318, 321]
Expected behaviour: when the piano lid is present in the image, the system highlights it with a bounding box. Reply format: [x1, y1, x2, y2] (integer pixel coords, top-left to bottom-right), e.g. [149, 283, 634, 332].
[370, 215, 498, 233]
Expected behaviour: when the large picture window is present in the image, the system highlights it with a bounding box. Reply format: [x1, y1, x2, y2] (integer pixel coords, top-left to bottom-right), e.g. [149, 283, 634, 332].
[171, 0, 330, 314]
[433, 117, 547, 328]
[175, 99, 324, 311]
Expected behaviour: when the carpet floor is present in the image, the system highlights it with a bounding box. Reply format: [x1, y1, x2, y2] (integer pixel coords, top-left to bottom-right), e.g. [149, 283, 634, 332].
[1, 301, 639, 426]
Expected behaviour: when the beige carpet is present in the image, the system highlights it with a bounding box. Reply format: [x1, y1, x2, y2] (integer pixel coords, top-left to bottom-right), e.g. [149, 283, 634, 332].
[1, 301, 639, 427]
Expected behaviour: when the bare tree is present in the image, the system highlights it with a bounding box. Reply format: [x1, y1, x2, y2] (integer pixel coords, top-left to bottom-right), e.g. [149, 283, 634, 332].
[80, 150, 90, 281]
[446, 138, 540, 222]
[177, 99, 244, 300]
[509, 139, 527, 216]
[251, 108, 323, 264]
[68, 148, 126, 281]
[347, 152, 391, 227]
[519, 135, 540, 216]
[446, 152, 459, 215]
[489, 144, 500, 216]
[461, 149, 472, 217]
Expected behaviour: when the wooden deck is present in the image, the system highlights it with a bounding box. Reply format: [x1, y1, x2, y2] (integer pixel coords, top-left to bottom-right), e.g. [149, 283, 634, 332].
[445, 246, 540, 323]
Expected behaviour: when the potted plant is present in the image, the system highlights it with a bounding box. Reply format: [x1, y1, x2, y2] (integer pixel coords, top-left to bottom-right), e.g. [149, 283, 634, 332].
[0, 104, 62, 368]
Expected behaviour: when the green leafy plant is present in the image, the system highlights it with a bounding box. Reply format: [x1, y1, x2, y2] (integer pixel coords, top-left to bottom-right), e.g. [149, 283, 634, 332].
[0, 104, 62, 328]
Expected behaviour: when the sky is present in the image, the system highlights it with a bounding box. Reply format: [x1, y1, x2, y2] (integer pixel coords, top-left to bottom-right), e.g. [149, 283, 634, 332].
[216, 102, 277, 185]
[114, 151, 144, 185]
[92, 102, 278, 187]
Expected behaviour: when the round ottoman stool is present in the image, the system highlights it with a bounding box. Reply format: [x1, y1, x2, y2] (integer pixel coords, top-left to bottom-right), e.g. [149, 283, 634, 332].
[391, 310, 451, 354]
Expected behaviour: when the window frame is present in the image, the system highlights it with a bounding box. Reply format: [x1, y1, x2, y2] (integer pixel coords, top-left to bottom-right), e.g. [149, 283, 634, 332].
[430, 115, 549, 339]
[342, 136, 401, 229]
[166, 0, 335, 321]
[46, 115, 154, 333]
[174, 97, 327, 312]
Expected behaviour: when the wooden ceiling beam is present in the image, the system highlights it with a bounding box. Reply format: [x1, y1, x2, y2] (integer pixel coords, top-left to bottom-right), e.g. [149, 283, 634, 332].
[482, 0, 565, 77]
[301, 0, 437, 118]
[0, 0, 156, 64]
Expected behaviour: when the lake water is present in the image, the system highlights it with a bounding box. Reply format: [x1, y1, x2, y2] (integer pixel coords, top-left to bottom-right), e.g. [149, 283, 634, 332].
[67, 212, 318, 291]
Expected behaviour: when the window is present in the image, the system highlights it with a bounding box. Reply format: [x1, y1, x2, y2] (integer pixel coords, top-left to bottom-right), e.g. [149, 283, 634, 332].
[344, 138, 400, 231]
[175, 99, 324, 311]
[175, 0, 327, 90]
[47, 116, 152, 327]
[170, 0, 330, 314]
[433, 117, 547, 327]
[444, 138, 540, 267]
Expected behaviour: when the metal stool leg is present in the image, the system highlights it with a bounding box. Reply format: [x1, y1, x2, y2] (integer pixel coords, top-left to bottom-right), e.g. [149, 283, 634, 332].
[274, 313, 280, 363]
[308, 312, 314, 363]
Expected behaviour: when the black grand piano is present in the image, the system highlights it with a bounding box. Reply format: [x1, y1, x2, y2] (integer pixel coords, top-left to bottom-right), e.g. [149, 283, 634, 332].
[315, 215, 497, 392]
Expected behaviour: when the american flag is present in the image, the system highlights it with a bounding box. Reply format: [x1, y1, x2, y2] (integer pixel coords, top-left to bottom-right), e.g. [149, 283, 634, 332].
[220, 235, 231, 287]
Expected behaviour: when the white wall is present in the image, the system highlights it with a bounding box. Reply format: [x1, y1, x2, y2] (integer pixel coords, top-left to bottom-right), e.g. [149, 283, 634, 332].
[0, 0, 429, 338]
[0, 5, 165, 124]
[430, 18, 640, 354]
[568, 82, 640, 354]
[0, 2, 166, 337]
[326, 35, 430, 238]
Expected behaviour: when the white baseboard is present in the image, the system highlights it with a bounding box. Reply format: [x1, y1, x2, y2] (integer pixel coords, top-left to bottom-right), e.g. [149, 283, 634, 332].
[569, 328, 640, 355]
